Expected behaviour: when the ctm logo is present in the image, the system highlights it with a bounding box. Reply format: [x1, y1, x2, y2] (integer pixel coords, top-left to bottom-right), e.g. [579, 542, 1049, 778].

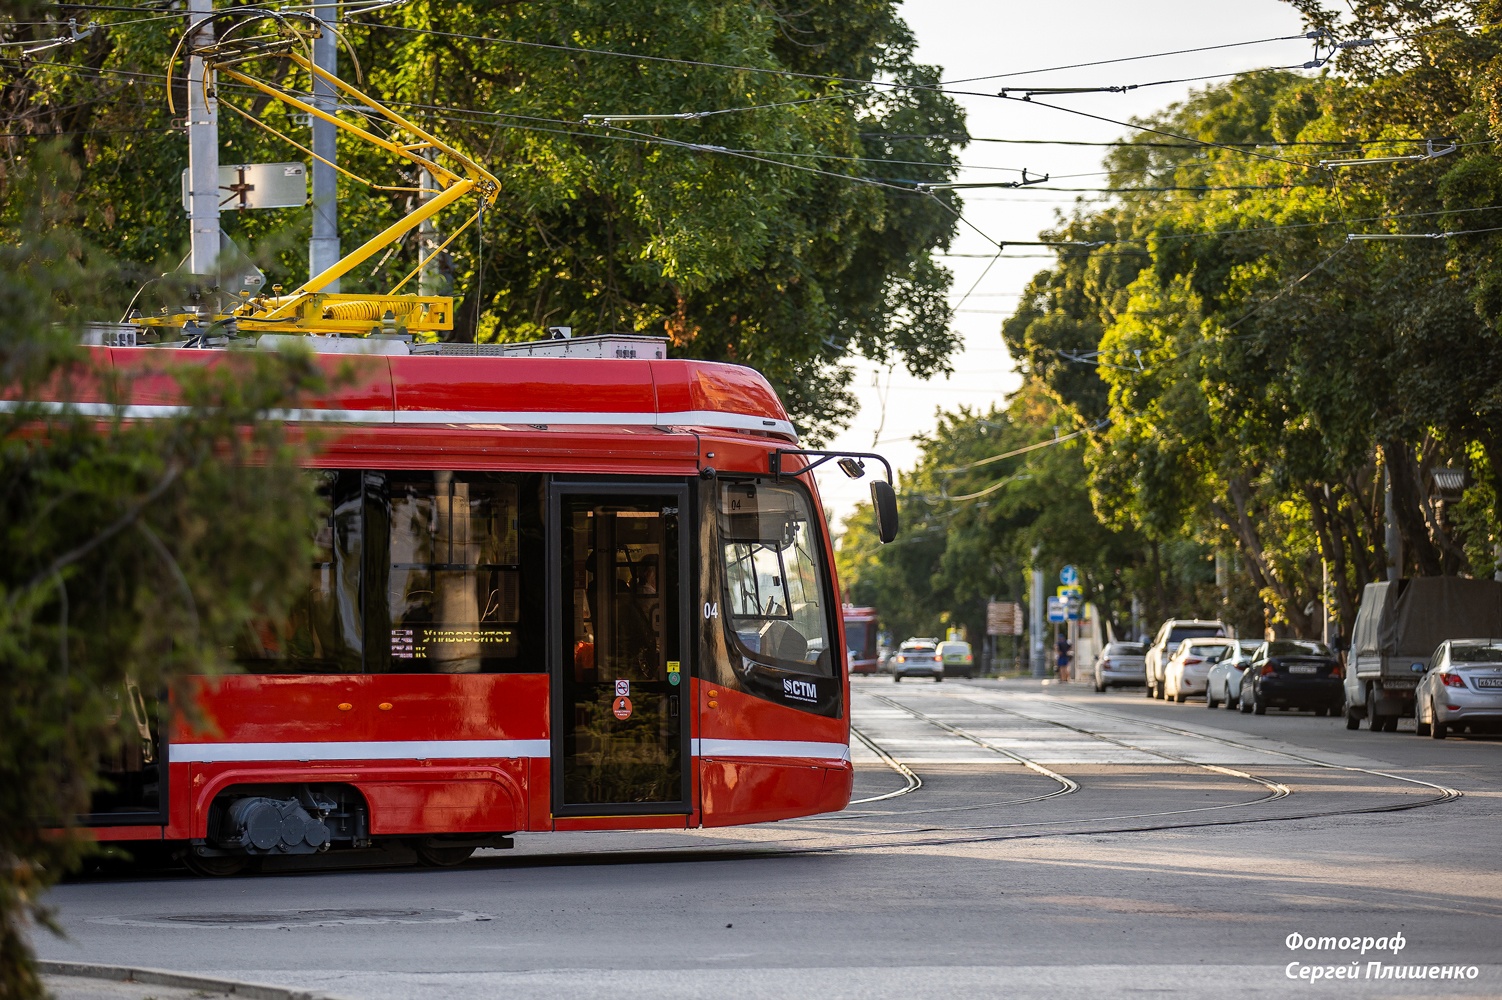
[782, 678, 818, 702]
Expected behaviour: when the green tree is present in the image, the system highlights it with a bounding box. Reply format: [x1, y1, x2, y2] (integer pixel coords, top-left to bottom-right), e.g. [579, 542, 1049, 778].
[837, 384, 1164, 649]
[1002, 45, 1502, 637]
[0, 152, 321, 998]
[0, 1, 968, 442]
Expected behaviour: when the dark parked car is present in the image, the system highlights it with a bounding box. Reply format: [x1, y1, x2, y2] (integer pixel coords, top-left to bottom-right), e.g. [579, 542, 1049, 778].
[1238, 639, 1344, 716]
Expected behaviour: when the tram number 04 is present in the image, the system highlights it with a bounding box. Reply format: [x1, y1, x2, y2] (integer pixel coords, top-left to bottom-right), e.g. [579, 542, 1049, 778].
[703, 602, 719, 620]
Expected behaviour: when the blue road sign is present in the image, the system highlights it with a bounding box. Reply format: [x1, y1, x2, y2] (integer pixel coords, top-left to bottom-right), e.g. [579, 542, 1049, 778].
[1060, 565, 1080, 586]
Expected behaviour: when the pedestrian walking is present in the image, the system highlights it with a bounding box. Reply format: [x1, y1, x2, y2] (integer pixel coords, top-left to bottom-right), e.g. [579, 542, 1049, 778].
[1056, 636, 1073, 683]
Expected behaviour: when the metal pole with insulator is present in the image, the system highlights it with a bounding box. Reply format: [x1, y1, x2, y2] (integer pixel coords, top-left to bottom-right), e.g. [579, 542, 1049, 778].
[186, 0, 219, 278]
[309, 2, 340, 291]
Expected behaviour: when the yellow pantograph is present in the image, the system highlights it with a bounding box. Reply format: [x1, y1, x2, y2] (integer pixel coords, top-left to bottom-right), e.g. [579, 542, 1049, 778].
[161, 14, 499, 337]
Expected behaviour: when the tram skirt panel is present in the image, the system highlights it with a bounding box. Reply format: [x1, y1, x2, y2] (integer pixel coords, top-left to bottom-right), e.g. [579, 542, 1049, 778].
[699, 759, 851, 826]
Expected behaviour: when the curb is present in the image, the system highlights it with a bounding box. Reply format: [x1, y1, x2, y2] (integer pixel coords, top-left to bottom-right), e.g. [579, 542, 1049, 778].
[38, 960, 356, 1000]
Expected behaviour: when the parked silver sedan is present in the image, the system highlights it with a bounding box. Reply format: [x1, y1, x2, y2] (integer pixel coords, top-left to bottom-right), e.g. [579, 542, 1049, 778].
[1093, 641, 1147, 691]
[1205, 640, 1266, 710]
[893, 638, 943, 682]
[1415, 639, 1502, 738]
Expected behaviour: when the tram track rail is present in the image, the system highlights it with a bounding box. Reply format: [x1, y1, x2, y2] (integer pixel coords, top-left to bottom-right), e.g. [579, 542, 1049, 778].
[830, 699, 1078, 819]
[728, 681, 1458, 853]
[745, 682, 1464, 853]
[848, 724, 922, 804]
[973, 688, 1463, 814]
[845, 690, 1286, 827]
[865, 693, 1080, 798]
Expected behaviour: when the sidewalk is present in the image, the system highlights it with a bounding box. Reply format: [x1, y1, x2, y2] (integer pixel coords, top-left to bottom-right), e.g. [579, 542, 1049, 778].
[44, 973, 240, 1000]
[40, 962, 350, 1000]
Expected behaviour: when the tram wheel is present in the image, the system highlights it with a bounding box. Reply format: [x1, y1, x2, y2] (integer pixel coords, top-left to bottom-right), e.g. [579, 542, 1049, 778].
[182, 852, 252, 877]
[414, 844, 476, 868]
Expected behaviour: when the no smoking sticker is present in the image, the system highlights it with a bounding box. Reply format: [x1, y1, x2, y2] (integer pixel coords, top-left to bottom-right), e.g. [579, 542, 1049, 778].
[613, 696, 633, 720]
[615, 679, 630, 696]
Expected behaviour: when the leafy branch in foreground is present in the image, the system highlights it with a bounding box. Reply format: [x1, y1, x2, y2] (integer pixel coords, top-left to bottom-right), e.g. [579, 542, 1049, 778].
[0, 152, 323, 1000]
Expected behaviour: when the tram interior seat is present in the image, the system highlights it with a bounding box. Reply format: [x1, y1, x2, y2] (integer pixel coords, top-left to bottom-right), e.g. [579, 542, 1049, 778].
[758, 619, 808, 663]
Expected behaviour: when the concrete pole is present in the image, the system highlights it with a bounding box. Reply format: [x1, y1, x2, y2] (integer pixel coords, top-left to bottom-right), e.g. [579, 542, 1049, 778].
[1030, 548, 1046, 678]
[186, 0, 219, 279]
[1384, 464, 1403, 582]
[418, 159, 441, 296]
[309, 3, 340, 291]
[1321, 557, 1331, 646]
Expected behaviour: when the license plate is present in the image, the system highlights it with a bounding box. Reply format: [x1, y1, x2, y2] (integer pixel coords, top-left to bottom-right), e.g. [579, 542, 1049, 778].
[1288, 665, 1318, 674]
[1476, 677, 1502, 689]
[1383, 679, 1416, 689]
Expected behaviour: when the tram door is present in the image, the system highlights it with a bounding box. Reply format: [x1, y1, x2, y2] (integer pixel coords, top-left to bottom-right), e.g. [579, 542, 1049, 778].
[551, 486, 691, 815]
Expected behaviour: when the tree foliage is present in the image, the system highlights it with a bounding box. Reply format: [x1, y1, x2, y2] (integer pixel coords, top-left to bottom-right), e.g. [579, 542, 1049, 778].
[0, 0, 968, 442]
[836, 383, 1219, 646]
[1001, 7, 1502, 638]
[849, 5, 1502, 647]
[0, 151, 321, 998]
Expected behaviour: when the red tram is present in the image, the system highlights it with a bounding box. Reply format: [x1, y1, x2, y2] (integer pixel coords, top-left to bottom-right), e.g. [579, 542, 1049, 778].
[843, 606, 882, 675]
[53, 335, 896, 873]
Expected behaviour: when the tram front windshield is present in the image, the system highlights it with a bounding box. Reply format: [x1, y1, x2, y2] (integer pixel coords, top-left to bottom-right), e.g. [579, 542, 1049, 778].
[718, 481, 834, 676]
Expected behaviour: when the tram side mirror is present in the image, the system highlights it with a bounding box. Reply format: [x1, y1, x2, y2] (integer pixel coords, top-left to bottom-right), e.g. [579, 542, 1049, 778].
[871, 480, 899, 544]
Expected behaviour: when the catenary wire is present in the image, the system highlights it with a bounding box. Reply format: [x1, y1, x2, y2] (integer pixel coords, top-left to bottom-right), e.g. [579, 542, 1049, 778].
[998, 93, 1317, 169]
[18, 50, 1502, 256]
[360, 20, 1325, 99]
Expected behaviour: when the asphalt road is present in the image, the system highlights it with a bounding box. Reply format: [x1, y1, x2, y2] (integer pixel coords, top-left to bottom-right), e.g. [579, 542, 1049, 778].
[35, 677, 1502, 999]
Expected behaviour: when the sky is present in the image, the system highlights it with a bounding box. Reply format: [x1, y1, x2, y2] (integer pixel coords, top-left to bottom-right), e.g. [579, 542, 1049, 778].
[812, 0, 1311, 526]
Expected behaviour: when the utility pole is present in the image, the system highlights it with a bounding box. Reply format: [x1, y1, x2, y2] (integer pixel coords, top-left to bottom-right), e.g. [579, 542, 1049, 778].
[185, 0, 219, 279]
[1384, 464, 1403, 582]
[418, 158, 446, 296]
[1030, 546, 1045, 678]
[309, 2, 340, 290]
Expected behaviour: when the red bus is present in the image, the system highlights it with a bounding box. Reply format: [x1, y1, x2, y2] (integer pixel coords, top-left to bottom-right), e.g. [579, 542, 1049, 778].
[48, 335, 896, 874]
[843, 606, 881, 674]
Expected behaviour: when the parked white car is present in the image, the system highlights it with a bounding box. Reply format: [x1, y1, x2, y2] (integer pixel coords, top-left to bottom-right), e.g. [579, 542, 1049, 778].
[1163, 638, 1236, 703]
[1205, 640, 1267, 709]
[1414, 639, 1502, 739]
[1144, 619, 1228, 699]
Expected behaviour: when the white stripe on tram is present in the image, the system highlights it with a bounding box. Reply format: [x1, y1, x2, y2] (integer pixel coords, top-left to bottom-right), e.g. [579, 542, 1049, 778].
[168, 738, 850, 764]
[0, 401, 798, 440]
[168, 739, 550, 763]
[694, 739, 851, 762]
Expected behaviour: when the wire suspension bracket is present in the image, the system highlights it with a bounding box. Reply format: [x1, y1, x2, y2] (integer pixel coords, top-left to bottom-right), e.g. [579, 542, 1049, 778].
[148, 10, 499, 340]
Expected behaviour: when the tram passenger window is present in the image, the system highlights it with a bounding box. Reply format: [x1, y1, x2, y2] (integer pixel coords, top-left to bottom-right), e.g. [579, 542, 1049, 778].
[383, 472, 522, 673]
[718, 481, 834, 676]
[236, 470, 363, 673]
